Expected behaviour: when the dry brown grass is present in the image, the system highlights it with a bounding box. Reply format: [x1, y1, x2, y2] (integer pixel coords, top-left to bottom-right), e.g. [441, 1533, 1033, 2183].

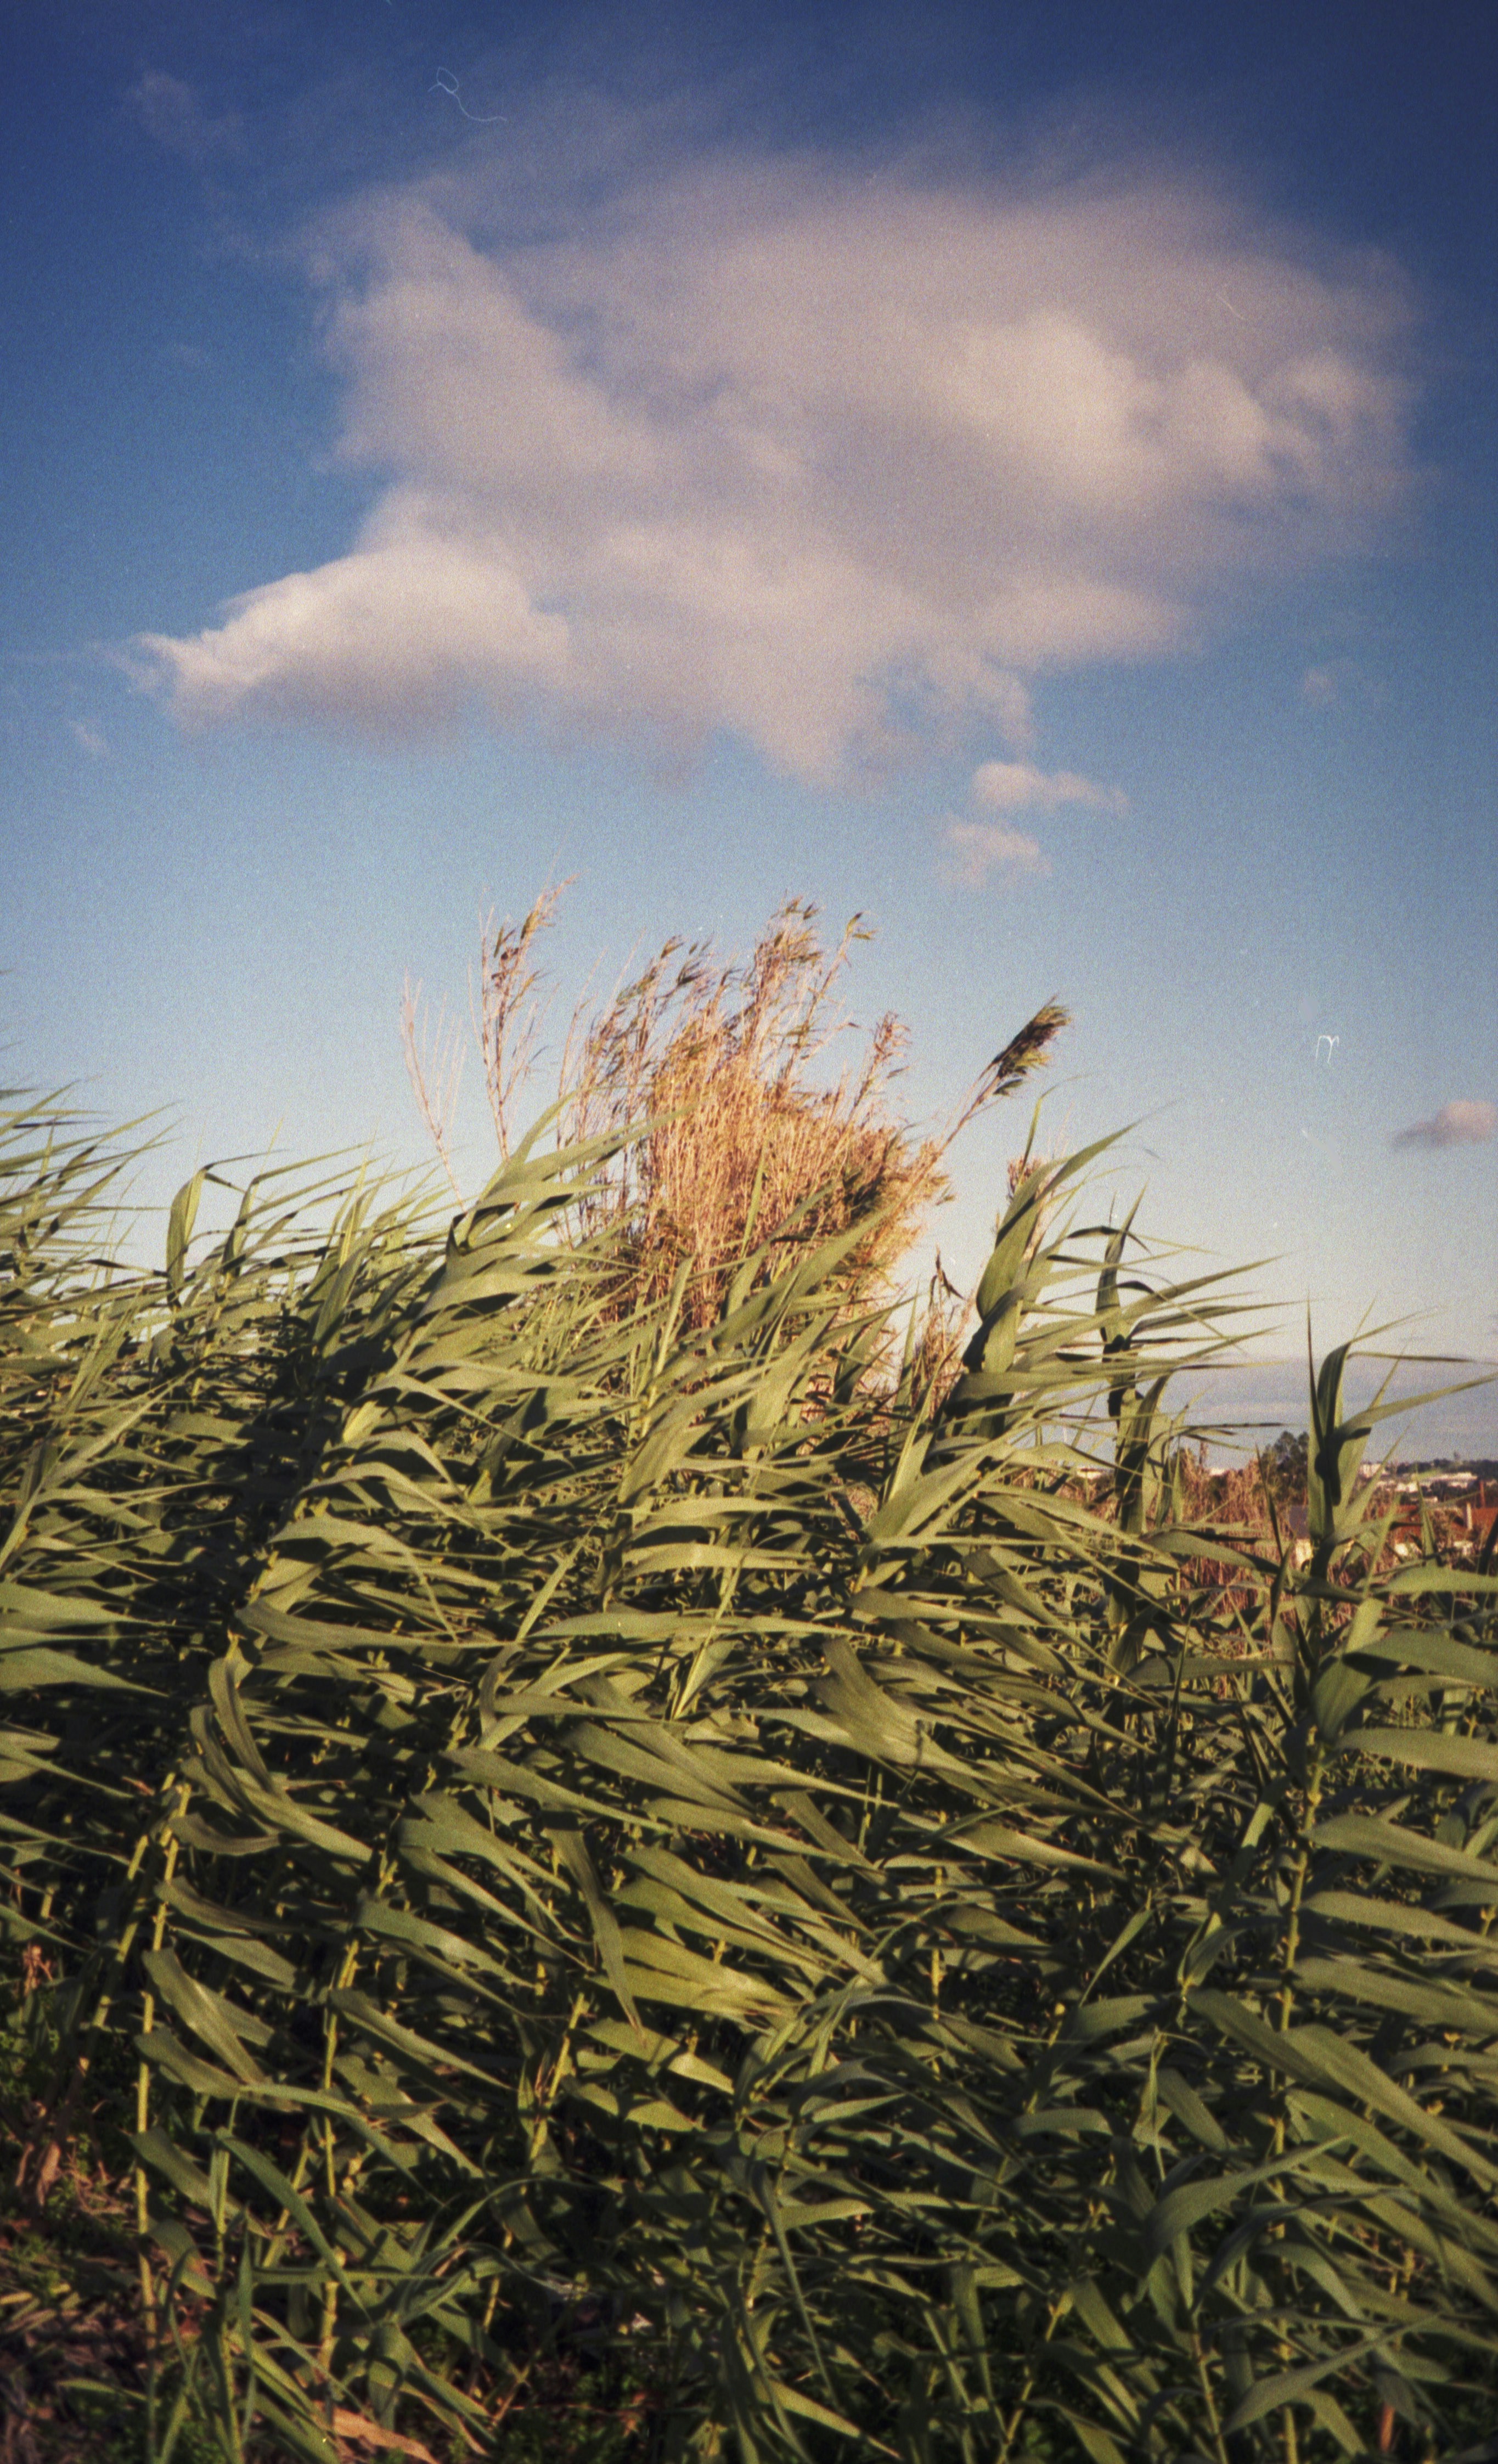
[560, 902, 944, 1329]
[406, 891, 1069, 1337]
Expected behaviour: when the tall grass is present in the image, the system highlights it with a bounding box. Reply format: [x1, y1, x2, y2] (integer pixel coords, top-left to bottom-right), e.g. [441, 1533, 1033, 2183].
[2, 1030, 1497, 2463]
[403, 897, 1069, 1331]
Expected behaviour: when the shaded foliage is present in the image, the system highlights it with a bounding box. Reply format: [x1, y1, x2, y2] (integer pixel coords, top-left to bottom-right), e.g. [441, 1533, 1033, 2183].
[1, 1085, 1497, 2464]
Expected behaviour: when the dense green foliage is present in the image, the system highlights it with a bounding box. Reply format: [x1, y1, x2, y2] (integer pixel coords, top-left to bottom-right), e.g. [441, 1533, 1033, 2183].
[3, 1088, 1498, 2463]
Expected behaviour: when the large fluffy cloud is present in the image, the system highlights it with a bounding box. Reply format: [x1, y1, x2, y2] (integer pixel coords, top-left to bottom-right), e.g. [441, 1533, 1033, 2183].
[134, 156, 1417, 778]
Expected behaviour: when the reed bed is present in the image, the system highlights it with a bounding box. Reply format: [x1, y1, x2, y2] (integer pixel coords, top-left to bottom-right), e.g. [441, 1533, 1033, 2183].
[2, 972, 1497, 2464]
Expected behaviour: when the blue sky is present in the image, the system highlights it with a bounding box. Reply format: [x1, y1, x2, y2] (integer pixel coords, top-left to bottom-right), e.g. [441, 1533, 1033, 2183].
[3, 1, 1495, 1439]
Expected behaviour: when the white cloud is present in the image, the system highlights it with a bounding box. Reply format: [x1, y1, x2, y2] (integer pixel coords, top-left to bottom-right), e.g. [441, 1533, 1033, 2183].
[133, 155, 1418, 779]
[941, 746, 1119, 884]
[137, 503, 570, 733]
[68, 719, 109, 758]
[943, 820, 1049, 887]
[972, 758, 1127, 815]
[1394, 1099, 1497, 1151]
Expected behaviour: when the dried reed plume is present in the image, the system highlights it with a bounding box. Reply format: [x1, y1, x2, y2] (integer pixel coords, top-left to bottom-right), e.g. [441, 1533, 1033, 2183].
[399, 979, 464, 1197]
[561, 902, 942, 1327]
[405, 889, 1069, 1333]
[472, 882, 570, 1160]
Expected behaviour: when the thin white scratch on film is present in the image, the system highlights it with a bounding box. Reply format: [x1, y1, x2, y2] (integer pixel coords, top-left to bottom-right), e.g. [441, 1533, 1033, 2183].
[431, 67, 507, 123]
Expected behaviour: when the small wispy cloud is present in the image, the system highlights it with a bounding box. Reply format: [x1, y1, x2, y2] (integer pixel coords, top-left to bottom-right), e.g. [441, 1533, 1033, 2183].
[1301, 657, 1381, 711]
[126, 71, 243, 167]
[1393, 1099, 1496, 1151]
[68, 719, 109, 759]
[942, 747, 1124, 885]
[942, 820, 1049, 888]
[972, 759, 1127, 815]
